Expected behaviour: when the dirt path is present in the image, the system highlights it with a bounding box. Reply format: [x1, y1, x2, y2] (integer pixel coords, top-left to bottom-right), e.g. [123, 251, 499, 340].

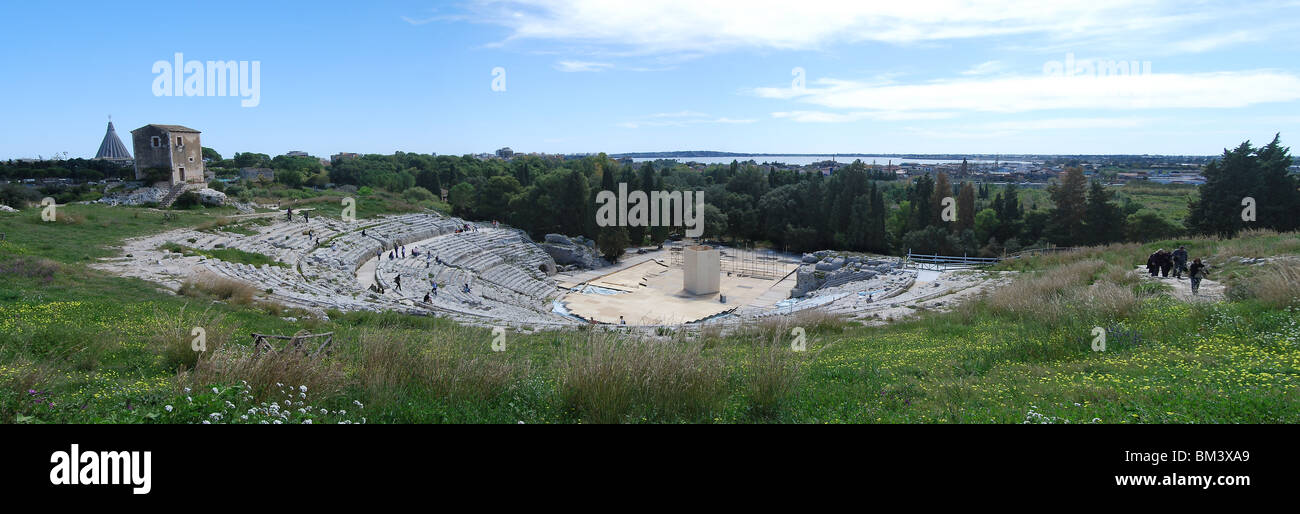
[1133, 266, 1225, 302]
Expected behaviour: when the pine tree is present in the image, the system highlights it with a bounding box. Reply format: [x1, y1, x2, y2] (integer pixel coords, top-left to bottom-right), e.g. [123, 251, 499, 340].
[956, 182, 976, 233]
[909, 174, 934, 231]
[931, 172, 953, 228]
[1253, 134, 1300, 232]
[1083, 180, 1125, 245]
[1047, 167, 1088, 245]
[1187, 135, 1299, 236]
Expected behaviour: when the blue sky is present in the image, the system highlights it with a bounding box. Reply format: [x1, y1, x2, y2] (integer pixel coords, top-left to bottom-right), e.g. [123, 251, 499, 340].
[2, 0, 1299, 159]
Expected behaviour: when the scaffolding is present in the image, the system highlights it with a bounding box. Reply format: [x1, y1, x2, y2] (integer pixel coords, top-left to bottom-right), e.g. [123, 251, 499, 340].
[669, 241, 788, 280]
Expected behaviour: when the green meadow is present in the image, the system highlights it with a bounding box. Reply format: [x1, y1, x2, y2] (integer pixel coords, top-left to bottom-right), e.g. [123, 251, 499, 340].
[1, 204, 1296, 423]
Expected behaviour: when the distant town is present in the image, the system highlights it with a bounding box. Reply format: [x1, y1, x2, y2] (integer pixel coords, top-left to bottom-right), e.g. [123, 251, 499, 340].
[3, 123, 1299, 205]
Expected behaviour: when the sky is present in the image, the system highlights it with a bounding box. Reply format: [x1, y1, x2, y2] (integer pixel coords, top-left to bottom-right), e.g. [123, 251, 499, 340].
[2, 0, 1299, 159]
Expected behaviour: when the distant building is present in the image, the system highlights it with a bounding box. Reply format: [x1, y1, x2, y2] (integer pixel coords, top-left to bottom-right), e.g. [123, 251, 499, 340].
[239, 168, 275, 181]
[286, 151, 309, 157]
[93, 121, 133, 165]
[331, 152, 359, 162]
[496, 147, 515, 159]
[131, 124, 205, 185]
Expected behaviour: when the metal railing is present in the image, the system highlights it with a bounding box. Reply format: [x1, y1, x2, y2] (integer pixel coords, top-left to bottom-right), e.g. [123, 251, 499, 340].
[904, 250, 1001, 270]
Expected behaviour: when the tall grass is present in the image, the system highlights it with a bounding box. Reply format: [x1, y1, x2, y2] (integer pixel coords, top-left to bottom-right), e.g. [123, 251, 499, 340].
[983, 259, 1107, 321]
[1227, 260, 1300, 307]
[153, 304, 232, 371]
[356, 327, 524, 403]
[188, 346, 347, 402]
[745, 337, 802, 418]
[559, 334, 725, 423]
[178, 272, 257, 305]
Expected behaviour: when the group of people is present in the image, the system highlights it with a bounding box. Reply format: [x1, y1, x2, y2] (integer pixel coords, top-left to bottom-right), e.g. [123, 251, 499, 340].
[283, 207, 309, 223]
[1146, 245, 1211, 295]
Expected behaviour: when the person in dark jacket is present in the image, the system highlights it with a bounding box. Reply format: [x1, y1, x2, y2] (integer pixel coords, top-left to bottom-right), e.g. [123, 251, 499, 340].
[1188, 258, 1209, 295]
[1158, 250, 1173, 277]
[1171, 246, 1188, 278]
[1146, 250, 1162, 276]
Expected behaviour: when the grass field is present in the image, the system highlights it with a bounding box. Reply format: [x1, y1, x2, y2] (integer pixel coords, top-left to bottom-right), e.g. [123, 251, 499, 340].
[1014, 182, 1196, 226]
[1, 204, 1296, 423]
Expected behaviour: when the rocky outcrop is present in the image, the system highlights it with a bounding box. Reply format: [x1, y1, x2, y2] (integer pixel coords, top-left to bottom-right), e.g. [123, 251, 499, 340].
[196, 188, 227, 206]
[790, 251, 902, 298]
[96, 187, 167, 206]
[539, 233, 607, 269]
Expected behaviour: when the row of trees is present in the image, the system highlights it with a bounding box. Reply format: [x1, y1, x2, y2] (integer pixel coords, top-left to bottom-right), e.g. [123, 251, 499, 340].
[13, 135, 1288, 260]
[0, 158, 133, 182]
[248, 138, 1292, 259]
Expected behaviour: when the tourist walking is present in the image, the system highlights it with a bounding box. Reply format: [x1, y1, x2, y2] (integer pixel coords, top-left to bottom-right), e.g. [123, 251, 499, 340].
[1189, 258, 1209, 295]
[1158, 250, 1173, 277]
[1172, 246, 1189, 278]
[1149, 251, 1170, 277]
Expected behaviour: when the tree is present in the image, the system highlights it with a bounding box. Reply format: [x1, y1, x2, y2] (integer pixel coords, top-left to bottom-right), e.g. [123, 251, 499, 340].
[702, 204, 728, 240]
[403, 186, 435, 203]
[930, 172, 953, 228]
[1083, 181, 1126, 245]
[1126, 210, 1183, 242]
[476, 175, 522, 221]
[597, 226, 629, 263]
[956, 182, 975, 233]
[276, 168, 304, 188]
[902, 225, 961, 255]
[447, 182, 475, 216]
[416, 169, 442, 197]
[907, 174, 935, 232]
[973, 208, 999, 247]
[560, 169, 591, 237]
[1047, 166, 1088, 245]
[1254, 134, 1300, 232]
[1188, 135, 1299, 236]
[202, 147, 222, 161]
[233, 152, 271, 169]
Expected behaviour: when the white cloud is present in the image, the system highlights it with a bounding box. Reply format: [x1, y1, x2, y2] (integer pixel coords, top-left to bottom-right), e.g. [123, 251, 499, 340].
[772, 110, 956, 123]
[555, 60, 614, 72]
[1166, 29, 1269, 53]
[961, 61, 1005, 76]
[455, 0, 1256, 56]
[755, 70, 1300, 114]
